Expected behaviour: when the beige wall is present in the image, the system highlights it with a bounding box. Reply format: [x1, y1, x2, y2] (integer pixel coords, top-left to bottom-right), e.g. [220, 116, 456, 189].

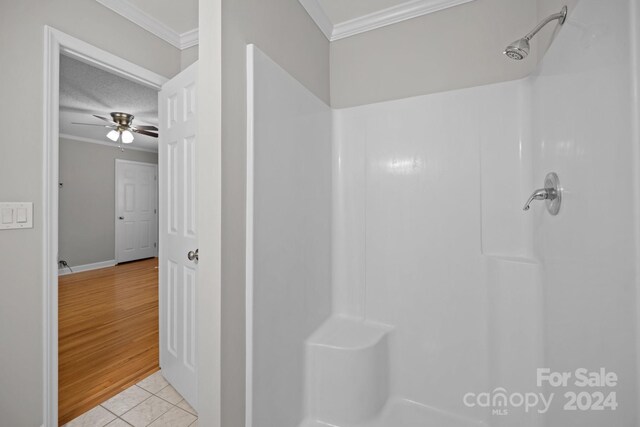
[0, 2, 180, 425]
[221, 0, 330, 425]
[330, 0, 579, 108]
[58, 139, 158, 268]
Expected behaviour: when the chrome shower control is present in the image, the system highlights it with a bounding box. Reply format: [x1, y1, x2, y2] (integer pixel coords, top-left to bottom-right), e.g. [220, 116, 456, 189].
[523, 172, 561, 215]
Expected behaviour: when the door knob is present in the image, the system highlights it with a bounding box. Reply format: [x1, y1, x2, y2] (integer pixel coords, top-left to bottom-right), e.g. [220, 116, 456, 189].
[187, 249, 199, 262]
[118, 216, 125, 220]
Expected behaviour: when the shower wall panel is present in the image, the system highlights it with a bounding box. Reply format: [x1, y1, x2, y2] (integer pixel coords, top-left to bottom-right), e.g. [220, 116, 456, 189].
[532, 1, 638, 425]
[330, 3, 640, 424]
[334, 79, 534, 421]
[247, 45, 333, 427]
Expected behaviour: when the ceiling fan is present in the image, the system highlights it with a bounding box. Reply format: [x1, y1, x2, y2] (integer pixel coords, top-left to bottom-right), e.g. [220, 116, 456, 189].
[72, 112, 158, 144]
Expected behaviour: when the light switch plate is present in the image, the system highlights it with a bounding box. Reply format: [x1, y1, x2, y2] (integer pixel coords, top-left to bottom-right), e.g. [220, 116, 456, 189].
[0, 203, 33, 230]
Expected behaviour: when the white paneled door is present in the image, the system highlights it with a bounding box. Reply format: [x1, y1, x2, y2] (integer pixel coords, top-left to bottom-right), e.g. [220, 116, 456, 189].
[159, 62, 198, 409]
[115, 160, 158, 264]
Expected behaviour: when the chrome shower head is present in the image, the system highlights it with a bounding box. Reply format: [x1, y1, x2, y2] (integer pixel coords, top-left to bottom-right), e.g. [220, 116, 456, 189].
[503, 5, 567, 60]
[504, 38, 530, 60]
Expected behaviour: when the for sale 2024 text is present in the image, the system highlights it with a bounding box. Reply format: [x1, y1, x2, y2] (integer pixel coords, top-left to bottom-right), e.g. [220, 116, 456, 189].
[463, 368, 618, 415]
[537, 368, 618, 412]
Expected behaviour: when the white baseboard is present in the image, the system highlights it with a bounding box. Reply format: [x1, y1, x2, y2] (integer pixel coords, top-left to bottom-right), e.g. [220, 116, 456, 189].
[58, 259, 116, 276]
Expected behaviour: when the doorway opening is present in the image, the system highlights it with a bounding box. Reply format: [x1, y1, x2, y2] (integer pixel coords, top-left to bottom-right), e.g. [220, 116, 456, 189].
[44, 27, 201, 427]
[56, 53, 163, 424]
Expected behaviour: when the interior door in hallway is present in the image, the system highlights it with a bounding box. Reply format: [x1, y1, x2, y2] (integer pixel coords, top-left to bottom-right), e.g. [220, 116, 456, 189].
[115, 160, 158, 263]
[158, 61, 198, 409]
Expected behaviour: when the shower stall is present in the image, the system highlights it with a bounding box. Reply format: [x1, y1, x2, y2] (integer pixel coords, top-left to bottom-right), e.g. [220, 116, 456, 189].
[246, 1, 639, 426]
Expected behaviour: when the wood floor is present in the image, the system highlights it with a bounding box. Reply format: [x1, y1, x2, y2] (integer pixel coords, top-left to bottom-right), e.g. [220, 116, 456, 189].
[58, 258, 159, 425]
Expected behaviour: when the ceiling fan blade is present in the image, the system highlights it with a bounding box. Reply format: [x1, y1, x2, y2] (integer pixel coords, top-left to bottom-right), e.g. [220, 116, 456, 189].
[93, 115, 118, 125]
[132, 128, 158, 138]
[72, 122, 114, 128]
[134, 124, 158, 131]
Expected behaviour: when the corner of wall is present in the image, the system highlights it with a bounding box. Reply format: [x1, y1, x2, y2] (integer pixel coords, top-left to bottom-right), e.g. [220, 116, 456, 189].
[181, 45, 199, 70]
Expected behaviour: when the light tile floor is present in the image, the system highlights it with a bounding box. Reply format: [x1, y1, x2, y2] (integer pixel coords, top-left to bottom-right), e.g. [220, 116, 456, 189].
[64, 371, 197, 427]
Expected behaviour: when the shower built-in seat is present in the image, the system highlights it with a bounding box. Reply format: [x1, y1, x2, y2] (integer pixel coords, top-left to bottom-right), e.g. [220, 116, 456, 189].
[303, 315, 391, 426]
[300, 316, 485, 427]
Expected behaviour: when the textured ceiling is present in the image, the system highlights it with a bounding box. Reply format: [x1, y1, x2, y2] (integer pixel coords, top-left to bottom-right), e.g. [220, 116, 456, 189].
[59, 55, 159, 152]
[125, 0, 198, 34]
[317, 0, 410, 23]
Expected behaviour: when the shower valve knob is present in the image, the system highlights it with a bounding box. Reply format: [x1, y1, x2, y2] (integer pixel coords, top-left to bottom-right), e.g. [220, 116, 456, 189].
[523, 189, 552, 210]
[522, 172, 562, 215]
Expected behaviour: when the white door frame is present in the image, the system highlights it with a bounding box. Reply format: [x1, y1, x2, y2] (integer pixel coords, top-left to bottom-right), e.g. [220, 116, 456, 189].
[43, 26, 221, 427]
[114, 159, 159, 263]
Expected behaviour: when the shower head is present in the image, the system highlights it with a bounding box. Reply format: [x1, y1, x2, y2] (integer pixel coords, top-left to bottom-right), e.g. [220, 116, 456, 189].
[504, 5, 567, 60]
[504, 38, 530, 60]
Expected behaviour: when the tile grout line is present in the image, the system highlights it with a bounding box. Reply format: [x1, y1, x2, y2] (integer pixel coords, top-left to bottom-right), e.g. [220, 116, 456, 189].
[119, 394, 170, 427]
[118, 382, 198, 426]
[152, 382, 198, 416]
[99, 403, 131, 427]
[117, 392, 155, 418]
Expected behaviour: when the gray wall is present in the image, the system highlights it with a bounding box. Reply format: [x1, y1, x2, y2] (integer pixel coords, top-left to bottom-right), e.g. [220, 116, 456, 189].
[330, 0, 579, 108]
[0, 2, 180, 425]
[59, 138, 158, 268]
[221, 0, 330, 425]
[181, 45, 199, 70]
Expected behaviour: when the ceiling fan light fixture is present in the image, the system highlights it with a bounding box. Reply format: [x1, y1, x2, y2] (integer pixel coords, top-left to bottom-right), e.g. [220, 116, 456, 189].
[121, 130, 135, 144]
[107, 129, 120, 142]
[76, 112, 157, 145]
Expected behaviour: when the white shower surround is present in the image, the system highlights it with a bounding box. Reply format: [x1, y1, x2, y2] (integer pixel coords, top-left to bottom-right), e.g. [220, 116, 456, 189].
[247, 45, 333, 427]
[247, 1, 639, 425]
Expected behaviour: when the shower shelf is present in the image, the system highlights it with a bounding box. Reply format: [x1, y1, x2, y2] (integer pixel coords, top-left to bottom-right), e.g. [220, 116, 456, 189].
[306, 315, 392, 350]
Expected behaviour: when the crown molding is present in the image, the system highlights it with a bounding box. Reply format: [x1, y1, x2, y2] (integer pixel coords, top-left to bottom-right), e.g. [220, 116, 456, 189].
[300, 0, 476, 41]
[60, 133, 158, 153]
[180, 28, 199, 49]
[95, 0, 198, 50]
[299, 0, 334, 40]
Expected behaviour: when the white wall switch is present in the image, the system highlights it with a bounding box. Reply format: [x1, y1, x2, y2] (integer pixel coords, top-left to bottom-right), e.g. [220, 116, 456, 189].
[0, 203, 33, 230]
[16, 208, 27, 223]
[1, 208, 13, 224]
